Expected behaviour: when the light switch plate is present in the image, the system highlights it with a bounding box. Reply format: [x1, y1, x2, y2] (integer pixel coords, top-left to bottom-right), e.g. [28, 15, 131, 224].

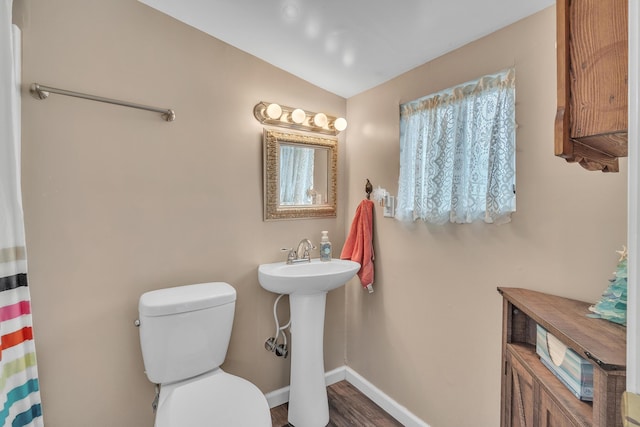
[383, 196, 395, 217]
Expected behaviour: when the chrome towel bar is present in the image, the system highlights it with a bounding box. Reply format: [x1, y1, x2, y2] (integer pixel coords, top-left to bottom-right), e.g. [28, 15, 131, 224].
[30, 83, 175, 122]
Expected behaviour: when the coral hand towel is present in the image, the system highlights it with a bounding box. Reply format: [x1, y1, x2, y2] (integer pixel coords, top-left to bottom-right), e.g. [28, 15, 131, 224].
[340, 199, 374, 289]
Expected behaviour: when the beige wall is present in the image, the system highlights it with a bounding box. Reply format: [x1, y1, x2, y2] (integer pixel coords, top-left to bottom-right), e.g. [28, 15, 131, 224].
[13, 0, 346, 425]
[345, 7, 627, 427]
[12, 2, 629, 427]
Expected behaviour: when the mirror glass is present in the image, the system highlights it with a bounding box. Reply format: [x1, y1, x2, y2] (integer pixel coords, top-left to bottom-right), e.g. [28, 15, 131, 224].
[263, 129, 337, 220]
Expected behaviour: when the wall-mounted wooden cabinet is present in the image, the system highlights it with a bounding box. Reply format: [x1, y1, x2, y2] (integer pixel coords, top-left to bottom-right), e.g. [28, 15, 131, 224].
[555, 0, 628, 172]
[499, 287, 626, 427]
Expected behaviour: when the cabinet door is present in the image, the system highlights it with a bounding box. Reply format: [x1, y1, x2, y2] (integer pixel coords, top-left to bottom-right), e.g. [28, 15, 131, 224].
[506, 352, 535, 427]
[569, 0, 628, 145]
[555, 0, 628, 172]
[539, 388, 577, 427]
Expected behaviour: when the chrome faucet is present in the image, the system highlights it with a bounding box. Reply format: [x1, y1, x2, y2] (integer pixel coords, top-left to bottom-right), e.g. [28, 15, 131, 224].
[284, 238, 316, 264]
[297, 238, 315, 260]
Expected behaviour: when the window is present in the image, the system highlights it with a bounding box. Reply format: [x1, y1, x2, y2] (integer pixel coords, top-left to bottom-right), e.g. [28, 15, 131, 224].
[397, 68, 516, 225]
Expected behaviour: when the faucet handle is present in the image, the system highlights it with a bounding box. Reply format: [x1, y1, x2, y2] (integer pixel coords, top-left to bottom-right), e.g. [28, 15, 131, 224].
[302, 244, 316, 259]
[281, 248, 297, 263]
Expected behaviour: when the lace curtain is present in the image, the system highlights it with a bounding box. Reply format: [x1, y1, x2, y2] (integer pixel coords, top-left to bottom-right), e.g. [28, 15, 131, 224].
[397, 68, 516, 224]
[279, 145, 314, 205]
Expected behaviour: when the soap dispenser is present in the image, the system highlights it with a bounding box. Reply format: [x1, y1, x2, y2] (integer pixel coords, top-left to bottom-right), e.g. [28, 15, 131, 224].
[320, 231, 332, 262]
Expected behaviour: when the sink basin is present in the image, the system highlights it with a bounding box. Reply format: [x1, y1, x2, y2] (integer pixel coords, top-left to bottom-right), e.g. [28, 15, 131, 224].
[258, 258, 360, 294]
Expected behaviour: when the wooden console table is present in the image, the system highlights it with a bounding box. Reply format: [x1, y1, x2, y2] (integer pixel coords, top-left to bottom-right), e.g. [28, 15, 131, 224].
[498, 287, 626, 426]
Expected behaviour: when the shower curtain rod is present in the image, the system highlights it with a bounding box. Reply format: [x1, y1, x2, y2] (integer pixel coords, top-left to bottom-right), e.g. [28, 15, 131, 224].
[29, 83, 176, 122]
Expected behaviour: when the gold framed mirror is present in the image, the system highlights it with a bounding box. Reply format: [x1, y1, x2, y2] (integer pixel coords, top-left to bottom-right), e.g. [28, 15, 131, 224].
[263, 129, 337, 220]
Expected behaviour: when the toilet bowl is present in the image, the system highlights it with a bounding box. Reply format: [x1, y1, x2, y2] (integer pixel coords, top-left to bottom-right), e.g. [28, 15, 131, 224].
[137, 282, 271, 427]
[155, 369, 270, 427]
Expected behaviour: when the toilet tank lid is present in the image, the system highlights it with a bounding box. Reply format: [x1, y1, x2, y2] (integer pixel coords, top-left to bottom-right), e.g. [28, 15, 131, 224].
[139, 282, 236, 317]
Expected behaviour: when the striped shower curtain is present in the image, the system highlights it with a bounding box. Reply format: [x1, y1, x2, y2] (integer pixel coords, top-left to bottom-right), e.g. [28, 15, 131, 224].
[0, 1, 44, 425]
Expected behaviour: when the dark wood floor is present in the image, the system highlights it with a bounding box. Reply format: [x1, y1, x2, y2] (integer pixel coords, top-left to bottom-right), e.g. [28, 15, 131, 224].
[270, 381, 403, 427]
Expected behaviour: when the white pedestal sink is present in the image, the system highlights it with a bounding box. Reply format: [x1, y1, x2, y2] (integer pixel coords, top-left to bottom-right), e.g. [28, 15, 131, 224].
[258, 258, 360, 427]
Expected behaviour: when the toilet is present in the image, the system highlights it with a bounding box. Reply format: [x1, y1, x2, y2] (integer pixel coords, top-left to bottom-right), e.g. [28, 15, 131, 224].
[137, 282, 271, 427]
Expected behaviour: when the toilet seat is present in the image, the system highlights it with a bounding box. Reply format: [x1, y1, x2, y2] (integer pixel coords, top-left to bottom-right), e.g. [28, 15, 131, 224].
[155, 368, 271, 427]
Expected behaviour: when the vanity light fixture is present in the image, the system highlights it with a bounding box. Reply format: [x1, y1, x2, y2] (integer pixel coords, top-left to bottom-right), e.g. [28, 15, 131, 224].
[291, 108, 306, 124]
[254, 101, 347, 135]
[312, 112, 328, 128]
[333, 117, 348, 132]
[265, 103, 283, 120]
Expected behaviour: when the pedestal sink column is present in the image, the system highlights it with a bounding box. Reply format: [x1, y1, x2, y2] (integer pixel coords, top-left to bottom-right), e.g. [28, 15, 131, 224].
[288, 291, 329, 427]
[257, 259, 360, 426]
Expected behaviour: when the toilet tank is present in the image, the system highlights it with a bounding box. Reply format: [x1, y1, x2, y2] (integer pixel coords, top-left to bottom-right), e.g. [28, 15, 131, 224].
[138, 282, 236, 385]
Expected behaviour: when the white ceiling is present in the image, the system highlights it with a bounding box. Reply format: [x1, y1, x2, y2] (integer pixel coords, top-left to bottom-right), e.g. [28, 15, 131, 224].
[138, 0, 555, 98]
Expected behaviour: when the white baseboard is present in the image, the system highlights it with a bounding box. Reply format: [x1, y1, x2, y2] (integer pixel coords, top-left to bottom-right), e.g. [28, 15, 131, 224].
[264, 365, 430, 427]
[345, 367, 431, 427]
[264, 366, 346, 408]
[264, 384, 290, 409]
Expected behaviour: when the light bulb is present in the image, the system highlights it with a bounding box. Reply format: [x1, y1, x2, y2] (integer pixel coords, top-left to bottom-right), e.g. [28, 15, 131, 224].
[265, 103, 282, 119]
[313, 112, 328, 127]
[333, 117, 348, 132]
[291, 108, 306, 124]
